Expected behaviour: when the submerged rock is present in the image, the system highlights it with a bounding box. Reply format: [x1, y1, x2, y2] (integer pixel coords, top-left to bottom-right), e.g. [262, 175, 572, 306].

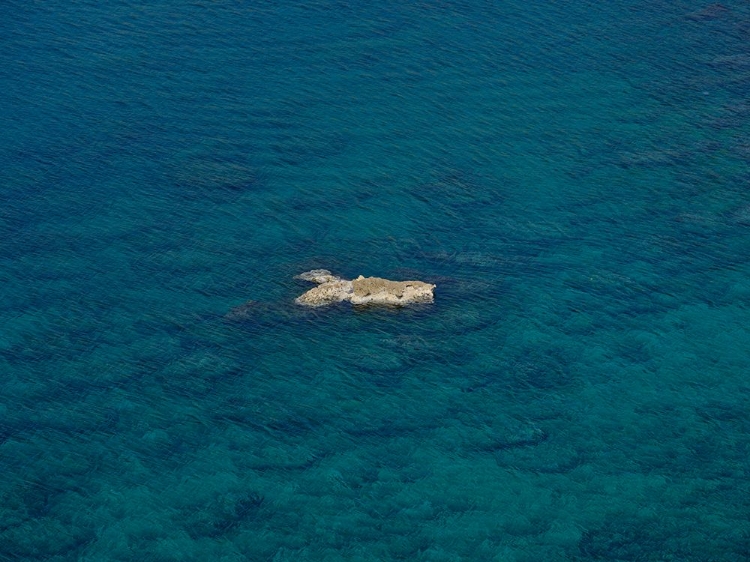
[685, 3, 729, 21]
[295, 270, 435, 307]
[224, 300, 263, 321]
[223, 300, 288, 327]
[294, 269, 341, 284]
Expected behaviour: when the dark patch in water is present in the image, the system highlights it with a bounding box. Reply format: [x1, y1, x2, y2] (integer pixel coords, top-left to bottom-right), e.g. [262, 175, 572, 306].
[685, 3, 730, 22]
[184, 491, 266, 539]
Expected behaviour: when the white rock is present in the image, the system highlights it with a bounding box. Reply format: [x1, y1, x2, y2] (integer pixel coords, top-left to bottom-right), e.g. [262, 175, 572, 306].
[350, 275, 435, 305]
[295, 279, 353, 307]
[294, 269, 341, 284]
[295, 271, 435, 307]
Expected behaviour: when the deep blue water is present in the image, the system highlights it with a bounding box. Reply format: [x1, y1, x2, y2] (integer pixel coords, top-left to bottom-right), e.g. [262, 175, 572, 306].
[2, 1, 750, 560]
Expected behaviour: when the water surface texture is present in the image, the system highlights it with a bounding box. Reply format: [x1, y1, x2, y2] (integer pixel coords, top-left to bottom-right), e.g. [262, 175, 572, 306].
[2, 1, 750, 560]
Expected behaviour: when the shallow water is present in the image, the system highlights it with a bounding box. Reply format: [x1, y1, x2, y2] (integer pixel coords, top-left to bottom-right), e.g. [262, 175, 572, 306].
[2, 1, 750, 560]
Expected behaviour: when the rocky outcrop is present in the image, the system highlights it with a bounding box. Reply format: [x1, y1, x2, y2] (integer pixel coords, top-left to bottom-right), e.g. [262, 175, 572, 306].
[295, 270, 435, 307]
[295, 278, 354, 307]
[350, 276, 435, 305]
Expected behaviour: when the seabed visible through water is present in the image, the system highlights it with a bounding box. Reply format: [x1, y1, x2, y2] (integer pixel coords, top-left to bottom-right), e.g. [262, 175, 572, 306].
[1, 1, 750, 560]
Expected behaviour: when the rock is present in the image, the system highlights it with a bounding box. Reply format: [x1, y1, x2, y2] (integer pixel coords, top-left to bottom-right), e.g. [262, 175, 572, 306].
[351, 276, 435, 305]
[295, 270, 436, 307]
[294, 269, 341, 284]
[295, 279, 353, 307]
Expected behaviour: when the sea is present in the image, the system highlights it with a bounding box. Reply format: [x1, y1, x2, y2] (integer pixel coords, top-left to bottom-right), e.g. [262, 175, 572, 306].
[2, 1, 750, 560]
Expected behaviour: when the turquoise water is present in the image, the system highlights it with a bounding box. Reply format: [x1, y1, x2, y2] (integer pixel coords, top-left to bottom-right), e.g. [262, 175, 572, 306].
[2, 0, 750, 559]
